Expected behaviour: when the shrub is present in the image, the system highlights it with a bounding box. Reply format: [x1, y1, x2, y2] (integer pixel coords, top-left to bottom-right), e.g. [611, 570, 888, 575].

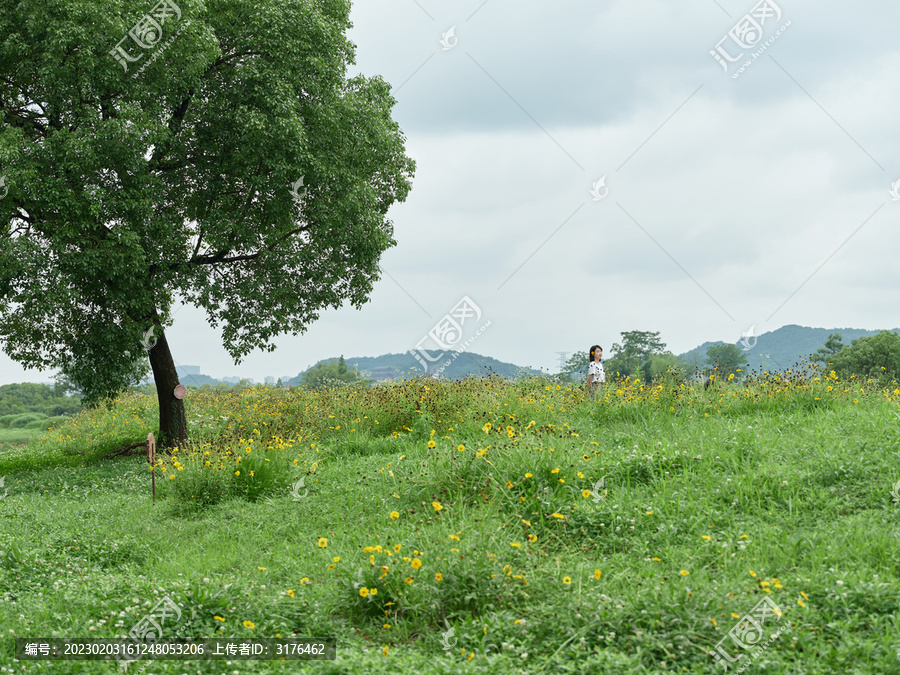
[6, 413, 46, 429]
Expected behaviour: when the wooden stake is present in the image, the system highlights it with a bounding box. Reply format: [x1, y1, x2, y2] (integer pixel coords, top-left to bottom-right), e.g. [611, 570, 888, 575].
[147, 432, 157, 504]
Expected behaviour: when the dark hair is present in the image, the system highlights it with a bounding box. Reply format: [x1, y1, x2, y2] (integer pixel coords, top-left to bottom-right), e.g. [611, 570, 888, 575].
[589, 345, 603, 361]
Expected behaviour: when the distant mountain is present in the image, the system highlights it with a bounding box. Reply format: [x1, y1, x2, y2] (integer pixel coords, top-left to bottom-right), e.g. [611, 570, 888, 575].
[679, 325, 900, 372]
[289, 352, 543, 385]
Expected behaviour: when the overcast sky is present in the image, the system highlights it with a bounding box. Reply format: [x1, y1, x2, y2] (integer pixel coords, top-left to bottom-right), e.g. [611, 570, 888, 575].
[3, 0, 899, 384]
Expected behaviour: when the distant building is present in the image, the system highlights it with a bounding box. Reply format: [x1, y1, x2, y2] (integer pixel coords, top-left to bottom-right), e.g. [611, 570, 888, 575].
[220, 376, 240, 384]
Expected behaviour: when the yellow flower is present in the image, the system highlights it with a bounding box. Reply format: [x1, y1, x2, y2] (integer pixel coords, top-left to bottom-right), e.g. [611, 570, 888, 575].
[482, 422, 492, 433]
[258, 566, 266, 571]
[510, 542, 521, 548]
[551, 513, 565, 519]
[411, 558, 422, 570]
[235, 470, 240, 476]
[286, 589, 296, 598]
[435, 573, 443, 581]
[506, 480, 514, 489]
[242, 620, 255, 629]
[582, 489, 591, 498]
[393, 544, 401, 553]
[749, 570, 756, 577]
[404, 577, 413, 584]
[382, 645, 389, 656]
[300, 577, 309, 584]
[214, 616, 225, 622]
[526, 534, 537, 543]
[739, 534, 749, 539]
[562, 576, 572, 585]
[582, 454, 590, 461]
[798, 599, 805, 607]
[594, 569, 601, 580]
[800, 591, 808, 600]
[680, 570, 689, 576]
[333, 556, 340, 562]
[730, 612, 740, 619]
[431, 501, 443, 512]
[709, 618, 718, 626]
[701, 535, 712, 541]
[551, 468, 560, 474]
[524, 473, 532, 479]
[359, 587, 369, 597]
[317, 537, 328, 548]
[390, 511, 399, 520]
[521, 519, 531, 526]
[458, 444, 465, 452]
[645, 511, 653, 515]
[427, 440, 436, 448]
[577, 472, 585, 478]
[370, 588, 378, 596]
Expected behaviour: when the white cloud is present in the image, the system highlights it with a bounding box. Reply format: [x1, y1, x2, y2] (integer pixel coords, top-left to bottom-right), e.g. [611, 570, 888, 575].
[3, 0, 899, 383]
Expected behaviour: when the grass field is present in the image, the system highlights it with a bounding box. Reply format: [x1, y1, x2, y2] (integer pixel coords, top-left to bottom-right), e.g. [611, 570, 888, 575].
[0, 427, 39, 453]
[1, 371, 899, 674]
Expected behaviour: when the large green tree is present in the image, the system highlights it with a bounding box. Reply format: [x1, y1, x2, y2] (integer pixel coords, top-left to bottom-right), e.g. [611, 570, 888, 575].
[705, 344, 747, 376]
[826, 330, 900, 380]
[811, 332, 845, 364]
[0, 0, 414, 446]
[300, 355, 367, 390]
[555, 350, 589, 384]
[606, 330, 668, 381]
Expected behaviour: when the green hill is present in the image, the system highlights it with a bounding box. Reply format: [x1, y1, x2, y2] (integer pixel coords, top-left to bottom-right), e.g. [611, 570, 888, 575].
[290, 352, 543, 385]
[678, 325, 900, 373]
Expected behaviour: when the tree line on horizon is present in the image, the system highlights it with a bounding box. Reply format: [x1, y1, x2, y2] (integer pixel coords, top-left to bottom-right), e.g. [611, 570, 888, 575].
[556, 329, 900, 384]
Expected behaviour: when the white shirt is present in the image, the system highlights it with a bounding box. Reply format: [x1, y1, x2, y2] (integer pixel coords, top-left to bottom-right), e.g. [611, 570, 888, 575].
[588, 360, 605, 384]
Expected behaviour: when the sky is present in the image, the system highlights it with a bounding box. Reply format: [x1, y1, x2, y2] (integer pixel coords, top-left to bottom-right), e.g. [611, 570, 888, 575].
[2, 0, 899, 384]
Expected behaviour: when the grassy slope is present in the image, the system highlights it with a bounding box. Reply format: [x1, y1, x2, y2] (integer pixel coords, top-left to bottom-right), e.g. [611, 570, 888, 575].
[0, 376, 899, 674]
[0, 427, 39, 453]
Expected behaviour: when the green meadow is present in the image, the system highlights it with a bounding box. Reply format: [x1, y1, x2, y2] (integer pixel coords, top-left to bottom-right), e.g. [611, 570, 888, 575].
[1, 372, 899, 674]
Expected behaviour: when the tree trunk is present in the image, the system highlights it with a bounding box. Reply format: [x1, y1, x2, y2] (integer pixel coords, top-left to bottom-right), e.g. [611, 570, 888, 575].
[148, 329, 188, 448]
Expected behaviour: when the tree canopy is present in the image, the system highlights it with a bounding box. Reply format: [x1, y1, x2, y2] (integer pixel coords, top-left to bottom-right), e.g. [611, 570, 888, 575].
[0, 382, 81, 417]
[606, 330, 669, 381]
[811, 332, 845, 363]
[0, 0, 414, 444]
[820, 330, 900, 380]
[301, 355, 368, 390]
[705, 344, 748, 375]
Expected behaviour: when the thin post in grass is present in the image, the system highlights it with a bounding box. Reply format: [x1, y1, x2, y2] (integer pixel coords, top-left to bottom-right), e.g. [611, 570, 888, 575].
[147, 432, 156, 504]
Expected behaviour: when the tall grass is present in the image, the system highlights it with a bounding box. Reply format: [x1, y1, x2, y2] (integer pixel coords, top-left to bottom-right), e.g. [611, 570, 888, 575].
[0, 370, 898, 673]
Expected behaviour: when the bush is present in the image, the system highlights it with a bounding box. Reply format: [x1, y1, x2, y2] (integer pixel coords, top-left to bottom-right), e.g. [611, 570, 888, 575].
[23, 415, 68, 430]
[5, 413, 47, 429]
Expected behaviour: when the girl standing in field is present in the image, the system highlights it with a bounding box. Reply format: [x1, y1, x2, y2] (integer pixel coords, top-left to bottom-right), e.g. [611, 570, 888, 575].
[586, 345, 605, 396]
